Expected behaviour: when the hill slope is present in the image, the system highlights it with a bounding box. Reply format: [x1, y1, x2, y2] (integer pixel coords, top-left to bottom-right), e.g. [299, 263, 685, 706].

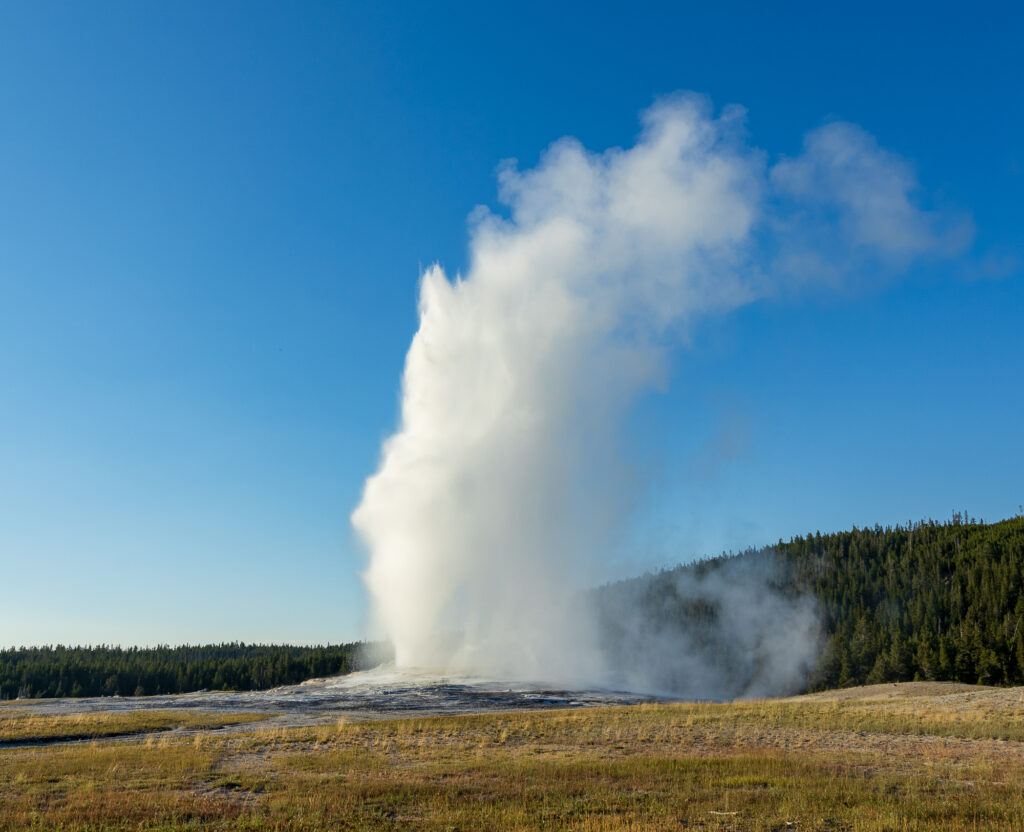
[598, 515, 1024, 691]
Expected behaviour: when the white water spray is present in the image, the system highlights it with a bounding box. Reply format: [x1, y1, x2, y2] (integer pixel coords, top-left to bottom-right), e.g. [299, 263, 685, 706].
[351, 94, 967, 691]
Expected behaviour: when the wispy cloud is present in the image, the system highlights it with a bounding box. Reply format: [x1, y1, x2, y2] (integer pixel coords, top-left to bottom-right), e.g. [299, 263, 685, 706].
[771, 122, 973, 282]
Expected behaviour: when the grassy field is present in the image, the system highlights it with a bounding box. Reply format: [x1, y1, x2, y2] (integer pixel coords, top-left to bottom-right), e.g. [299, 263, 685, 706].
[3, 683, 1024, 830]
[0, 709, 269, 744]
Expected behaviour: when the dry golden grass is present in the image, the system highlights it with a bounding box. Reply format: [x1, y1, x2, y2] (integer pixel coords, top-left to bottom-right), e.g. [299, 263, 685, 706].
[3, 684, 1024, 830]
[0, 709, 267, 744]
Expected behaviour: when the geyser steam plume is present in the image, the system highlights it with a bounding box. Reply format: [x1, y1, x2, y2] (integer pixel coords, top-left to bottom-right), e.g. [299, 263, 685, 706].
[352, 94, 968, 691]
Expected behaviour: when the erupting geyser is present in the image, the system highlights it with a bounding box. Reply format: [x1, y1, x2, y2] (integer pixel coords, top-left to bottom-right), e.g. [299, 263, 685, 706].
[351, 93, 968, 693]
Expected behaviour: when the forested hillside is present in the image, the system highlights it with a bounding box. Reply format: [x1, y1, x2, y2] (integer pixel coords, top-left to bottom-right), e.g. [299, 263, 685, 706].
[789, 515, 1024, 688]
[0, 642, 385, 699]
[602, 515, 1024, 690]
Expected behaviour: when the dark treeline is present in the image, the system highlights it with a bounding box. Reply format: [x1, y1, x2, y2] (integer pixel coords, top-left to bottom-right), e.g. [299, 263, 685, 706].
[604, 514, 1024, 690]
[0, 641, 388, 700]
[792, 514, 1024, 688]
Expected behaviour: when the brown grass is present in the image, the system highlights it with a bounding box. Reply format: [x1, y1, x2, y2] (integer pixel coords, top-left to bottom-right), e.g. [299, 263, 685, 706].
[0, 709, 267, 744]
[2, 683, 1024, 830]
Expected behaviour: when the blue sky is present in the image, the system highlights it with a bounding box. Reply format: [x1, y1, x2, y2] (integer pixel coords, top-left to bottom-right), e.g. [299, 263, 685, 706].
[1, 1, 1021, 647]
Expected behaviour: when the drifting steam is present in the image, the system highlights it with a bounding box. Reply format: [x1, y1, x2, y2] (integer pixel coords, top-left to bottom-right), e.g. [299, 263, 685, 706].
[594, 553, 822, 698]
[351, 94, 967, 695]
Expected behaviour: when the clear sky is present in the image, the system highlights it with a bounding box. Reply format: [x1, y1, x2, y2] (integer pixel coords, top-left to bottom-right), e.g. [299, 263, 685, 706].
[2, 1, 1022, 647]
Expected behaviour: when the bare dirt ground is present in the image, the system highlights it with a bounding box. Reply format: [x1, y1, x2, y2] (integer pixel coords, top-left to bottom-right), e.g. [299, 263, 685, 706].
[0, 667, 662, 746]
[765, 681, 1024, 764]
[791, 680, 1023, 703]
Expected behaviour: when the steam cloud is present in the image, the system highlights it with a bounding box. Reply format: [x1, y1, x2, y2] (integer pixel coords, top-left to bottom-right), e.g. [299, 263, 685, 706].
[594, 553, 822, 698]
[351, 94, 967, 694]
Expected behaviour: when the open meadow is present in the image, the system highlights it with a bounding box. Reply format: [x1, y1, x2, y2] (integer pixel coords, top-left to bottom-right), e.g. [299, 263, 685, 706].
[3, 682, 1024, 831]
